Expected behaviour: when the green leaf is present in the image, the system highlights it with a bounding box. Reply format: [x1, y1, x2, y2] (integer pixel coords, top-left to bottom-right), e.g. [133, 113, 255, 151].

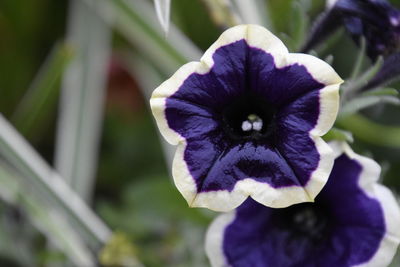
[0, 115, 112, 251]
[323, 127, 354, 143]
[340, 95, 400, 116]
[363, 87, 399, 97]
[54, 0, 111, 202]
[360, 56, 385, 82]
[344, 56, 384, 94]
[389, 248, 400, 267]
[337, 114, 400, 147]
[279, 32, 296, 52]
[350, 37, 366, 79]
[11, 43, 73, 139]
[289, 0, 310, 51]
[0, 162, 94, 267]
[153, 0, 171, 35]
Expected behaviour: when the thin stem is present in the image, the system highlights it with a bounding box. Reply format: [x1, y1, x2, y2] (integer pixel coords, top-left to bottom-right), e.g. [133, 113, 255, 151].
[350, 37, 366, 79]
[337, 113, 400, 148]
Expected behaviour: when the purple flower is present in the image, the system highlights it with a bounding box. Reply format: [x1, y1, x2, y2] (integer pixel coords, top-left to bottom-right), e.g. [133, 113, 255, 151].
[303, 0, 400, 60]
[206, 142, 400, 266]
[150, 25, 342, 211]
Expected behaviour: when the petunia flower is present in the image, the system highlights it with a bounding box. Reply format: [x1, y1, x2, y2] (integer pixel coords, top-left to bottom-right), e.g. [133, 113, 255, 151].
[302, 0, 400, 60]
[205, 142, 400, 267]
[150, 24, 342, 212]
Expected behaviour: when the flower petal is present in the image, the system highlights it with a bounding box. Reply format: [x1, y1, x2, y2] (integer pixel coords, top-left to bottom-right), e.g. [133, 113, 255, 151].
[285, 54, 341, 136]
[202, 24, 288, 69]
[150, 61, 210, 145]
[275, 90, 336, 203]
[206, 142, 400, 266]
[151, 24, 342, 211]
[173, 138, 314, 212]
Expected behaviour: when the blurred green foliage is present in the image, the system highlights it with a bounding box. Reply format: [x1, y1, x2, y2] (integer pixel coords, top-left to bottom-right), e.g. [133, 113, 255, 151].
[1, 0, 400, 266]
[0, 0, 66, 116]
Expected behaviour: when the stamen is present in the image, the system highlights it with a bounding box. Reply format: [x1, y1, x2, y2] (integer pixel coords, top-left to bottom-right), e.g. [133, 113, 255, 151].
[222, 94, 275, 139]
[253, 120, 263, 131]
[241, 114, 263, 132]
[241, 121, 252, 132]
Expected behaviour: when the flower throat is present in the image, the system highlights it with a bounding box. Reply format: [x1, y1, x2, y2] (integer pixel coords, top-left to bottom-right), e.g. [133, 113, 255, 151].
[222, 92, 276, 140]
[279, 202, 330, 241]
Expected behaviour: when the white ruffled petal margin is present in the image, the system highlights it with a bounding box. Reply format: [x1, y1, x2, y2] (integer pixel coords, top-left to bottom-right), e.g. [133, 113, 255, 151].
[150, 24, 289, 145]
[173, 138, 335, 212]
[201, 24, 289, 69]
[330, 142, 400, 267]
[286, 53, 342, 137]
[150, 24, 343, 211]
[150, 61, 209, 145]
[204, 142, 400, 267]
[205, 212, 236, 267]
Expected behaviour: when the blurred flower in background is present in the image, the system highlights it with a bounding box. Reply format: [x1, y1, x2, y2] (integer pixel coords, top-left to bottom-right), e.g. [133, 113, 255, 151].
[302, 0, 400, 94]
[303, 0, 400, 60]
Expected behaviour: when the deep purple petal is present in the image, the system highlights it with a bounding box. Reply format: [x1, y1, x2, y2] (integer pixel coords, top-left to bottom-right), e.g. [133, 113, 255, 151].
[247, 45, 324, 106]
[303, 0, 400, 59]
[221, 154, 386, 267]
[164, 98, 219, 140]
[166, 40, 325, 191]
[274, 90, 321, 186]
[185, 139, 309, 193]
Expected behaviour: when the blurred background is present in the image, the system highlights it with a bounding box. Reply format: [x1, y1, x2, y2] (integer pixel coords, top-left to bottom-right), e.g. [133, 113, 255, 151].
[0, 0, 400, 266]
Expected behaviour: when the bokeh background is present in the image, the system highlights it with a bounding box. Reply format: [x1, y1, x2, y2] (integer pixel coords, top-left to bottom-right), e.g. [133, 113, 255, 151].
[0, 0, 399, 266]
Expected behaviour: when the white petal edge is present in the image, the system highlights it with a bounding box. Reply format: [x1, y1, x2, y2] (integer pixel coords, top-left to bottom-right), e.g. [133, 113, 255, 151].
[310, 84, 340, 136]
[151, 24, 342, 210]
[150, 61, 209, 145]
[150, 24, 290, 145]
[330, 141, 400, 267]
[205, 142, 400, 266]
[150, 25, 342, 145]
[286, 53, 343, 86]
[201, 24, 289, 69]
[173, 135, 335, 212]
[355, 184, 400, 267]
[286, 54, 342, 137]
[205, 211, 236, 267]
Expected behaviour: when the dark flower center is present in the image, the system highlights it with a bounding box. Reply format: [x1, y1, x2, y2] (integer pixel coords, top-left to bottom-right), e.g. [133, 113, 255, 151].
[277, 203, 330, 241]
[222, 93, 276, 140]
